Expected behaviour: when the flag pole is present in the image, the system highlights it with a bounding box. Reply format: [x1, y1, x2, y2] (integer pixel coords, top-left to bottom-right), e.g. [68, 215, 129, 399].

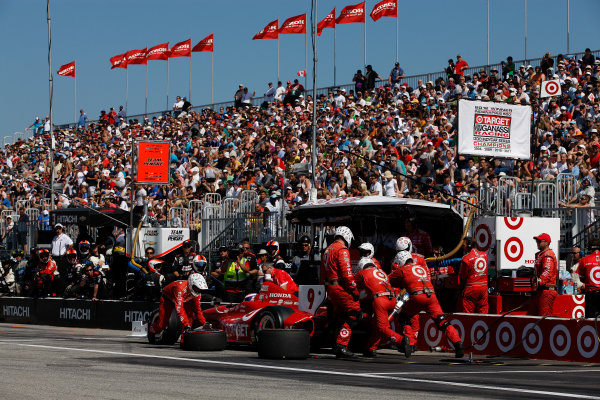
[334, 24, 337, 86]
[524, 0, 527, 60]
[487, 0, 490, 65]
[305, 30, 307, 89]
[396, 0, 399, 63]
[166, 58, 169, 110]
[189, 38, 192, 102]
[211, 50, 214, 104]
[364, 13, 366, 68]
[126, 67, 129, 115]
[145, 46, 148, 116]
[277, 37, 280, 84]
[74, 74, 77, 126]
[566, 0, 570, 54]
[311, 0, 318, 198]
[47, 0, 55, 211]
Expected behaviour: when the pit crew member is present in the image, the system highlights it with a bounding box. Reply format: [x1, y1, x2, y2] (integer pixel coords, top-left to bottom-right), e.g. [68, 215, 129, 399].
[528, 233, 557, 316]
[457, 237, 489, 313]
[358, 242, 381, 269]
[572, 238, 600, 318]
[389, 251, 464, 358]
[262, 261, 299, 294]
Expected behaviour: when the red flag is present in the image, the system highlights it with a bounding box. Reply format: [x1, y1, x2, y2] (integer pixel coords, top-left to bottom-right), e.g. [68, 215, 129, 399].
[279, 14, 306, 34]
[297, 70, 306, 77]
[370, 0, 397, 21]
[336, 2, 365, 24]
[110, 53, 127, 69]
[253, 20, 279, 40]
[57, 61, 75, 78]
[146, 43, 170, 61]
[170, 39, 191, 58]
[126, 48, 147, 65]
[317, 8, 336, 36]
[192, 34, 214, 52]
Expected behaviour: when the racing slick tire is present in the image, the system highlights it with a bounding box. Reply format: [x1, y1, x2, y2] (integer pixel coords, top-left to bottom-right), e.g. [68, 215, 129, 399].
[147, 309, 182, 345]
[257, 329, 310, 359]
[180, 329, 227, 351]
[251, 307, 287, 343]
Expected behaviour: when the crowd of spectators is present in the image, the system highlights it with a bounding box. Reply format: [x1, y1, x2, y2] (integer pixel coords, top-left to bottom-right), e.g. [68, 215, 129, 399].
[0, 49, 598, 242]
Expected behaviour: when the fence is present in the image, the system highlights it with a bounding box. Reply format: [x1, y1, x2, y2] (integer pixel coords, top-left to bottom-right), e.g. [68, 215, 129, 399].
[51, 48, 600, 131]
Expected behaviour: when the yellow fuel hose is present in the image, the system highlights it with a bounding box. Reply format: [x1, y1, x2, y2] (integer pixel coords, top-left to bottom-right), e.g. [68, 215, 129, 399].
[130, 219, 148, 274]
[425, 207, 475, 263]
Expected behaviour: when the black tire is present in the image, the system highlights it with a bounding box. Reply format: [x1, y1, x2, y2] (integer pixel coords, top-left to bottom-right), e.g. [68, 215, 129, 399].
[147, 309, 182, 345]
[251, 309, 284, 344]
[180, 330, 227, 351]
[257, 329, 310, 359]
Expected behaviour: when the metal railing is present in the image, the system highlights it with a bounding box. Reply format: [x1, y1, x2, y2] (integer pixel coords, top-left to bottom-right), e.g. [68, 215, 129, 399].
[53, 48, 600, 130]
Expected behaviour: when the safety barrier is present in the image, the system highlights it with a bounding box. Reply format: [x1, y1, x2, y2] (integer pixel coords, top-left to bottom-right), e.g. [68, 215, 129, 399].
[167, 207, 190, 228]
[557, 173, 578, 204]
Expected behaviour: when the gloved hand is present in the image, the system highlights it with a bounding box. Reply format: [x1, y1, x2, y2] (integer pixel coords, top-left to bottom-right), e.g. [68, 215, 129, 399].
[183, 325, 192, 333]
[202, 322, 213, 331]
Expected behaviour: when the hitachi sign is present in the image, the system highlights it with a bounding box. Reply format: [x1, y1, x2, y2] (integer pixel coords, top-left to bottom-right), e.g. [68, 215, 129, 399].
[60, 307, 91, 320]
[124, 310, 152, 323]
[3, 305, 30, 317]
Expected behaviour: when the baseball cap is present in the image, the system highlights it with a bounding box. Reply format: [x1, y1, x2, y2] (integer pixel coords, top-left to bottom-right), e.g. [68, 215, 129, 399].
[533, 233, 551, 243]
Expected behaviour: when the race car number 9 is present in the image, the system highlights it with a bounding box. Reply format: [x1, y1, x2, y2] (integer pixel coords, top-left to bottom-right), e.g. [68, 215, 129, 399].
[298, 285, 326, 316]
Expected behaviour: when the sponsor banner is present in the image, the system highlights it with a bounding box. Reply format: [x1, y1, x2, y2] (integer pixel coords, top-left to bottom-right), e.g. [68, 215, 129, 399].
[541, 79, 562, 98]
[417, 308, 599, 362]
[36, 298, 96, 328]
[96, 301, 158, 330]
[279, 14, 306, 34]
[370, 0, 397, 21]
[0, 297, 36, 323]
[57, 61, 76, 78]
[136, 141, 170, 184]
[126, 48, 147, 65]
[127, 227, 190, 259]
[336, 2, 365, 24]
[496, 217, 560, 270]
[146, 42, 170, 61]
[458, 100, 531, 160]
[317, 8, 336, 36]
[110, 53, 127, 69]
[192, 34, 214, 52]
[170, 39, 191, 58]
[253, 19, 279, 40]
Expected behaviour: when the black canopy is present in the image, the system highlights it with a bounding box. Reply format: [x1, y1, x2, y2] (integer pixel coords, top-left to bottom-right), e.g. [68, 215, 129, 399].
[50, 207, 130, 228]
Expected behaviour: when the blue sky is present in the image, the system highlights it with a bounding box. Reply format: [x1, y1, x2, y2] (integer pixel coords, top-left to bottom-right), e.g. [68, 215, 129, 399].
[1, 0, 599, 138]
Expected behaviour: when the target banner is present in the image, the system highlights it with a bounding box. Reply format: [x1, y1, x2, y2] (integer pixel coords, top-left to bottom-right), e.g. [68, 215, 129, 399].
[458, 100, 531, 160]
[541, 79, 562, 98]
[415, 303, 600, 362]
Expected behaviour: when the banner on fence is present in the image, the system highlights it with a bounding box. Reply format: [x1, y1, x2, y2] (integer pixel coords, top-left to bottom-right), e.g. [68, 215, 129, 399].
[458, 100, 531, 160]
[135, 141, 170, 184]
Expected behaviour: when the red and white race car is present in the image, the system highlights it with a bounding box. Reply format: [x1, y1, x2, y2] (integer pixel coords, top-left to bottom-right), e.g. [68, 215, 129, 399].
[203, 281, 325, 345]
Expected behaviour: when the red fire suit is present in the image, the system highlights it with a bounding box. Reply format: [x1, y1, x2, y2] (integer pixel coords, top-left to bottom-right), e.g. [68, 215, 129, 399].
[389, 262, 461, 345]
[458, 249, 489, 313]
[355, 265, 402, 351]
[270, 268, 299, 293]
[527, 248, 557, 316]
[391, 253, 429, 346]
[574, 251, 600, 318]
[323, 240, 361, 347]
[151, 280, 206, 335]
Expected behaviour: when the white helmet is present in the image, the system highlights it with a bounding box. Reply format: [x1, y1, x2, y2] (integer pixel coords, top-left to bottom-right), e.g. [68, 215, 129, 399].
[358, 242, 375, 258]
[395, 236, 412, 253]
[357, 257, 376, 270]
[188, 273, 208, 296]
[393, 251, 413, 267]
[335, 226, 354, 246]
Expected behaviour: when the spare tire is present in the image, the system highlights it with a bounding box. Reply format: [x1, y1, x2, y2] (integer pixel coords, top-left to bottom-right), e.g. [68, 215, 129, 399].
[257, 329, 310, 359]
[147, 309, 182, 345]
[180, 329, 227, 351]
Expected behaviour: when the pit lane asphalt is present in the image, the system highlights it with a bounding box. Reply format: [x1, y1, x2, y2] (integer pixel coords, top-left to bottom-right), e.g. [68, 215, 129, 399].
[0, 323, 598, 400]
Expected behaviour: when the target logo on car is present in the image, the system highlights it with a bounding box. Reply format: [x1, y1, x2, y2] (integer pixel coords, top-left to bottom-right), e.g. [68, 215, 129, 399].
[541, 80, 562, 98]
[503, 237, 524, 262]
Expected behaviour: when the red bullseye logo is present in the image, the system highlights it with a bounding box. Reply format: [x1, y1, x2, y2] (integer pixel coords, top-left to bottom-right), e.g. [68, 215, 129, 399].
[504, 217, 523, 230]
[474, 257, 487, 273]
[372, 269, 388, 283]
[340, 328, 350, 338]
[470, 320, 489, 351]
[549, 324, 571, 357]
[496, 321, 516, 352]
[589, 267, 600, 285]
[424, 319, 442, 347]
[572, 306, 585, 319]
[573, 295, 585, 305]
[475, 224, 492, 251]
[475, 115, 484, 124]
[412, 266, 428, 279]
[504, 237, 524, 262]
[522, 323, 543, 354]
[544, 81, 560, 96]
[577, 326, 599, 358]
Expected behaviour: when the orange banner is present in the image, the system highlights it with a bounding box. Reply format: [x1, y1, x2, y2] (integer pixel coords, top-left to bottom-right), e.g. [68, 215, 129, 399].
[136, 141, 170, 184]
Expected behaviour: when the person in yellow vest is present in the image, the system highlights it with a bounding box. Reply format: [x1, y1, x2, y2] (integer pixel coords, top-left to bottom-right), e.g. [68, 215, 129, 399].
[223, 245, 251, 303]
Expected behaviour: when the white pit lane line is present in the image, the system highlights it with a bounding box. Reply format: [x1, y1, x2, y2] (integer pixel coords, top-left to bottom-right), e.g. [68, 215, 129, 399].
[370, 369, 600, 375]
[0, 341, 599, 400]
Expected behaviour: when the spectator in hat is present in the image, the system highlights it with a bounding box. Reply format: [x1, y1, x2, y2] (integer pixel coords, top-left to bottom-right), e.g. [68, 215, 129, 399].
[389, 62, 405, 88]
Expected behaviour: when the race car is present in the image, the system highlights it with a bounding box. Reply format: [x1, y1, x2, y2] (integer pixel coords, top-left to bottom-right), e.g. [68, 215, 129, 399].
[202, 281, 324, 345]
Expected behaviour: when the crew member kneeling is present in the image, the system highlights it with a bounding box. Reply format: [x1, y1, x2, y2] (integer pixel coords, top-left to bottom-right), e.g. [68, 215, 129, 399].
[355, 257, 402, 358]
[262, 262, 298, 294]
[528, 233, 557, 316]
[458, 237, 489, 313]
[149, 273, 208, 339]
[389, 251, 463, 358]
